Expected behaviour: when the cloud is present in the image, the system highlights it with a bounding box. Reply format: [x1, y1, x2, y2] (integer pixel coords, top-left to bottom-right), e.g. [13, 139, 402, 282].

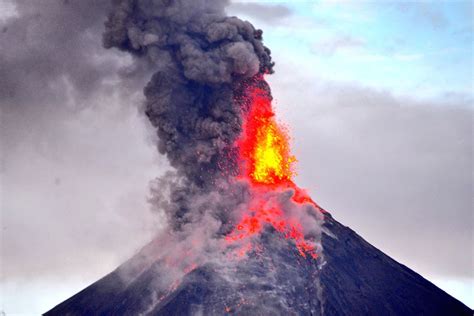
[312, 34, 366, 56]
[394, 2, 448, 29]
[311, 34, 423, 63]
[227, 2, 292, 23]
[393, 53, 424, 62]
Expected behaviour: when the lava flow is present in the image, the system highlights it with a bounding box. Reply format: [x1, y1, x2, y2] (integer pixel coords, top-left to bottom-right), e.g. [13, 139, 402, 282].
[227, 77, 320, 259]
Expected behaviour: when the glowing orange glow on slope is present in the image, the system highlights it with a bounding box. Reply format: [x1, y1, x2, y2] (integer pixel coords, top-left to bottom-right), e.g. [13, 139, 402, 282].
[227, 77, 320, 260]
[225, 198, 318, 259]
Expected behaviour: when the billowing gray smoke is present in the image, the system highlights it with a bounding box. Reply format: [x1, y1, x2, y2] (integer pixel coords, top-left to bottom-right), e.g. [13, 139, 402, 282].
[103, 0, 275, 230]
[104, 0, 273, 185]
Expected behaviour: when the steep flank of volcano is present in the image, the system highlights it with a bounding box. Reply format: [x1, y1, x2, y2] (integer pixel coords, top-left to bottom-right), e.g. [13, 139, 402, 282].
[45, 212, 471, 316]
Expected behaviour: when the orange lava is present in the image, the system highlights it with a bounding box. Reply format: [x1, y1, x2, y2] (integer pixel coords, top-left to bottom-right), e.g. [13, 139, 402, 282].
[225, 196, 318, 259]
[227, 77, 320, 260]
[237, 86, 295, 185]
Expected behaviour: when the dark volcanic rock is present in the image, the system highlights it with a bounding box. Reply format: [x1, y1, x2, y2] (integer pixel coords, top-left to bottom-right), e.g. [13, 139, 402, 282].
[45, 213, 471, 315]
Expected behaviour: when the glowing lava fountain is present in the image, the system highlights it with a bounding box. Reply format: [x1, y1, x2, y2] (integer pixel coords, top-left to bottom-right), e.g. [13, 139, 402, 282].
[226, 77, 321, 259]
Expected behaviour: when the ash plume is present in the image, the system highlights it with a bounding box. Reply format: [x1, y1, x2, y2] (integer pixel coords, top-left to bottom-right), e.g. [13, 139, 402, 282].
[103, 0, 275, 230]
[104, 0, 273, 182]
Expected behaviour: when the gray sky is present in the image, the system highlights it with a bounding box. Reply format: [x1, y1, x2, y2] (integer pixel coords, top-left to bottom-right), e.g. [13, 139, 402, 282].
[1, 0, 472, 314]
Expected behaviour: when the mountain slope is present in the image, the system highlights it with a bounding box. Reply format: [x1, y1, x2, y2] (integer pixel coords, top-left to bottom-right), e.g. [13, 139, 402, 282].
[45, 213, 471, 315]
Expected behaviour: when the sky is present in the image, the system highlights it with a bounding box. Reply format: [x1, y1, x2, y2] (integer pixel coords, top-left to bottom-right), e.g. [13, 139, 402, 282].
[1, 0, 472, 314]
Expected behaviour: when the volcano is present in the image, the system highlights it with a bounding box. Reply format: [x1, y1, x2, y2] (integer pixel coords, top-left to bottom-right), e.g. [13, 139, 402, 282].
[45, 211, 470, 315]
[43, 1, 471, 315]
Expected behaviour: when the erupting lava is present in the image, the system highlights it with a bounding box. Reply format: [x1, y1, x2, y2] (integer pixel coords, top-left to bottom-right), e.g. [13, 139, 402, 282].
[237, 86, 296, 185]
[227, 77, 320, 259]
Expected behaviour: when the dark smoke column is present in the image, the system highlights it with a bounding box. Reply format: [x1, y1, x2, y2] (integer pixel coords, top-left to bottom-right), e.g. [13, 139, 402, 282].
[104, 0, 274, 188]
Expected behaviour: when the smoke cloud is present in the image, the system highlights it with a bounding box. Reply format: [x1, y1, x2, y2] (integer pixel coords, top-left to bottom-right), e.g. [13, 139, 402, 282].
[104, 0, 273, 183]
[102, 0, 277, 230]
